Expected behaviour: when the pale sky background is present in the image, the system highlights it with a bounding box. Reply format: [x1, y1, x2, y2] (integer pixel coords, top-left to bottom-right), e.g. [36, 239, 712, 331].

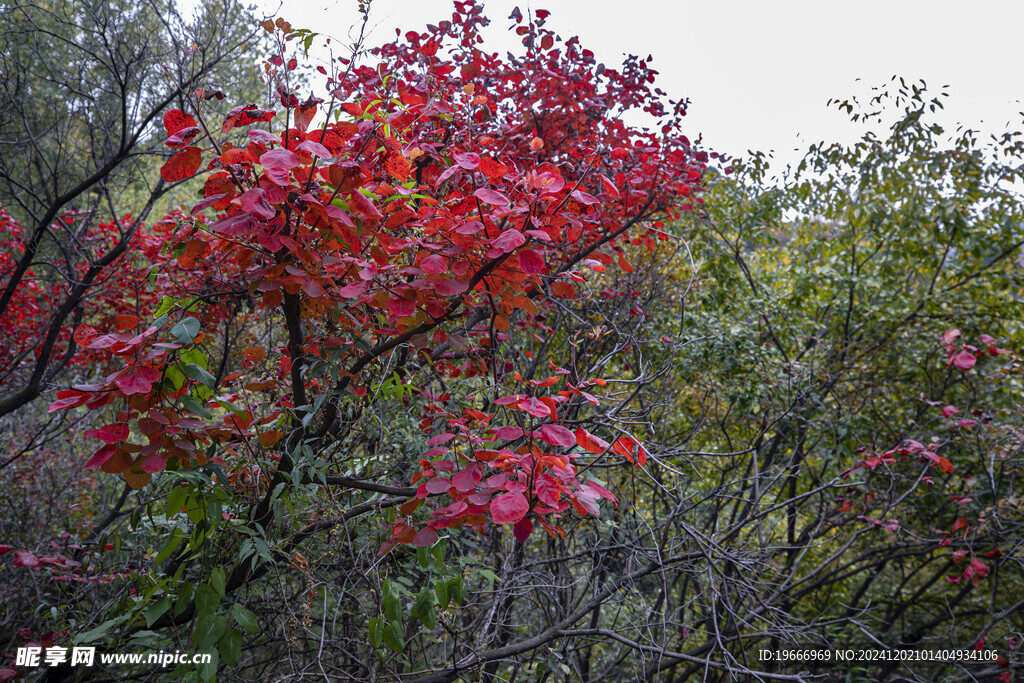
[230, 0, 1024, 171]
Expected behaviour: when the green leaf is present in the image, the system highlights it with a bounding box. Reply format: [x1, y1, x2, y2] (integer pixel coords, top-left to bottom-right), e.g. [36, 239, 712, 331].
[164, 364, 187, 392]
[449, 575, 465, 606]
[194, 584, 220, 616]
[435, 579, 450, 611]
[74, 615, 129, 645]
[195, 649, 218, 682]
[153, 295, 179, 318]
[175, 582, 194, 617]
[218, 628, 242, 667]
[185, 497, 206, 524]
[231, 604, 259, 634]
[165, 485, 188, 519]
[144, 597, 172, 627]
[194, 613, 227, 649]
[368, 617, 383, 649]
[180, 347, 208, 368]
[382, 621, 405, 652]
[153, 527, 185, 565]
[413, 588, 437, 630]
[180, 394, 212, 419]
[383, 579, 402, 624]
[210, 568, 226, 597]
[171, 316, 201, 345]
[172, 317, 201, 344]
[416, 546, 431, 570]
[184, 363, 216, 388]
[430, 538, 447, 565]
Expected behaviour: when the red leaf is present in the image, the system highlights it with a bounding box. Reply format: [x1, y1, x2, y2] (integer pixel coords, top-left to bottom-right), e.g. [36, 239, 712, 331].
[141, 454, 166, 473]
[166, 126, 202, 148]
[535, 475, 562, 506]
[349, 192, 382, 219]
[435, 164, 462, 188]
[114, 366, 162, 396]
[297, 139, 332, 158]
[479, 156, 509, 179]
[435, 279, 469, 296]
[492, 229, 526, 253]
[517, 249, 544, 273]
[494, 426, 524, 440]
[420, 254, 448, 274]
[970, 558, 989, 578]
[454, 152, 480, 169]
[114, 314, 140, 331]
[163, 108, 196, 136]
[222, 103, 275, 132]
[73, 324, 98, 347]
[383, 152, 411, 180]
[474, 188, 509, 206]
[84, 424, 129, 444]
[48, 395, 87, 413]
[539, 423, 575, 447]
[550, 281, 576, 298]
[613, 435, 647, 465]
[491, 490, 529, 524]
[424, 477, 451, 494]
[584, 480, 619, 506]
[452, 468, 481, 492]
[386, 297, 416, 317]
[513, 517, 533, 543]
[941, 328, 962, 345]
[413, 527, 438, 547]
[240, 188, 276, 219]
[572, 488, 601, 516]
[260, 148, 302, 170]
[454, 220, 483, 235]
[951, 350, 976, 370]
[575, 428, 610, 454]
[518, 397, 550, 418]
[160, 147, 202, 182]
[599, 173, 620, 197]
[13, 550, 41, 568]
[570, 189, 599, 205]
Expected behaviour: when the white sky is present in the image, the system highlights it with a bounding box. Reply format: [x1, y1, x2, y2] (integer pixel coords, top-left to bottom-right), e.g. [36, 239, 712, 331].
[239, 0, 1024, 170]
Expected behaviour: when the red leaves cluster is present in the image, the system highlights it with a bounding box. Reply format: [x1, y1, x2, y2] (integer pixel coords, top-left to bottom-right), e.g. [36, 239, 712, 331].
[52, 4, 705, 544]
[381, 365, 645, 552]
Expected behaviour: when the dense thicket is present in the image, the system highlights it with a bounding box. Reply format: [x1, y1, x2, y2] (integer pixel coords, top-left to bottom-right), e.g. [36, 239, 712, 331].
[1, 5, 1021, 682]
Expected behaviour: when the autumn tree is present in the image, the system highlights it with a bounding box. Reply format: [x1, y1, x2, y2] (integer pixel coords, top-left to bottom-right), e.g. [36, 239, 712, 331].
[4, 3, 710, 681]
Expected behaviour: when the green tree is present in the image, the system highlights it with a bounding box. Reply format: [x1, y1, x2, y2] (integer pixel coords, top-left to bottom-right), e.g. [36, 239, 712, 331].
[657, 79, 1024, 679]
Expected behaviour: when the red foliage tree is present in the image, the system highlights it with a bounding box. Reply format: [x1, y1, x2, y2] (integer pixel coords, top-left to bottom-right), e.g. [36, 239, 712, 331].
[51, 4, 702, 540]
[15, 4, 713, 679]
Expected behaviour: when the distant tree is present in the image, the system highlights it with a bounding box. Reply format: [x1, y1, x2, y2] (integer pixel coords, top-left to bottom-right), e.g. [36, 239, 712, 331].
[662, 79, 1024, 680]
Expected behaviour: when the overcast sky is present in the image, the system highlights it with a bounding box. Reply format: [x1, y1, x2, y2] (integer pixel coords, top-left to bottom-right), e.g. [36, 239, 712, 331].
[239, 0, 1024, 170]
